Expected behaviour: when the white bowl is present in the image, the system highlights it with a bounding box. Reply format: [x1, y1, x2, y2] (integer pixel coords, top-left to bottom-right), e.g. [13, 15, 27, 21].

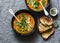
[50, 8, 58, 16]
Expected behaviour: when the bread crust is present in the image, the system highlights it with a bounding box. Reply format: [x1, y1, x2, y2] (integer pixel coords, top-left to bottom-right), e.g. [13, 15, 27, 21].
[40, 16, 53, 25]
[38, 24, 52, 33]
[41, 28, 54, 39]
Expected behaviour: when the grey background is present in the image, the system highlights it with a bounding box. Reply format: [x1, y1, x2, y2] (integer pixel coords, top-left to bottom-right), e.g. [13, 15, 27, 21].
[0, 0, 60, 43]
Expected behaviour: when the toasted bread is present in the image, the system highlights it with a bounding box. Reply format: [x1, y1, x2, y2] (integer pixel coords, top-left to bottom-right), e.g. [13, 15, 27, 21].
[41, 28, 54, 39]
[40, 16, 53, 25]
[38, 24, 52, 33]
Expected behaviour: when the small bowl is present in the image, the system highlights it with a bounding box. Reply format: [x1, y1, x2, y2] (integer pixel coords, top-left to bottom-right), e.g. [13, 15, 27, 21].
[50, 8, 58, 16]
[11, 10, 37, 36]
[25, 0, 50, 12]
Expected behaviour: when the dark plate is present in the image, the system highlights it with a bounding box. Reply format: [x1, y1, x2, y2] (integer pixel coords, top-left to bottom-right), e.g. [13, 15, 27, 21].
[25, 0, 50, 12]
[11, 10, 37, 36]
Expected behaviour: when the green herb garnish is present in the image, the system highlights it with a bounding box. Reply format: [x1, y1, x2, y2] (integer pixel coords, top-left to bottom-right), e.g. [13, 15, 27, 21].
[33, 1, 40, 9]
[27, 0, 33, 4]
[16, 13, 28, 31]
[16, 22, 22, 27]
[53, 22, 59, 28]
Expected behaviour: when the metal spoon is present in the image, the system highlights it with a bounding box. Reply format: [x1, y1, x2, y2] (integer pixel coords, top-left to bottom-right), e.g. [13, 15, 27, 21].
[39, 1, 49, 16]
[9, 9, 20, 22]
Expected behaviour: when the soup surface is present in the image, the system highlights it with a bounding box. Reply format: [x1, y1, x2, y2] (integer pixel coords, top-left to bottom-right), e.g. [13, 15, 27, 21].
[26, 0, 48, 11]
[13, 13, 35, 35]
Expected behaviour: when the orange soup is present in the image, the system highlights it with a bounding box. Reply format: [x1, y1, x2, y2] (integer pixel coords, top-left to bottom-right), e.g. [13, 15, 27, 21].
[13, 13, 35, 35]
[26, 0, 48, 11]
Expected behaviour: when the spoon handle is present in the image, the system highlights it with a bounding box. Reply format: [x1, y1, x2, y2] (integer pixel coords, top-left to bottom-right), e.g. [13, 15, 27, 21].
[40, 1, 49, 16]
[9, 9, 20, 22]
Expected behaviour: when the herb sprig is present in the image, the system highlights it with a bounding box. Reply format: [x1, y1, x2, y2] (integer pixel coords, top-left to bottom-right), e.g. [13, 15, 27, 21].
[16, 13, 28, 31]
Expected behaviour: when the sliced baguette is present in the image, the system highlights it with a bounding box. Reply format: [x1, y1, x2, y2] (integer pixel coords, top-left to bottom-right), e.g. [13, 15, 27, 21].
[40, 16, 53, 25]
[38, 24, 52, 33]
[41, 28, 54, 39]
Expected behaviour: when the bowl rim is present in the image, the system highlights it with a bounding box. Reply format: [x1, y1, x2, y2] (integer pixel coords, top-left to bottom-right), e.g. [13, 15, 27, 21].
[25, 0, 50, 12]
[11, 9, 37, 36]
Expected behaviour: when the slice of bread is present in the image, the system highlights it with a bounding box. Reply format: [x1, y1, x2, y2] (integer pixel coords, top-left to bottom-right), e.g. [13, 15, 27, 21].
[40, 16, 53, 25]
[41, 28, 54, 39]
[38, 24, 52, 33]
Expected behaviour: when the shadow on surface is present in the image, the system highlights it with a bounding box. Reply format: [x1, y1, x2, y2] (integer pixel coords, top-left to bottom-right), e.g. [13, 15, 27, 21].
[13, 29, 39, 43]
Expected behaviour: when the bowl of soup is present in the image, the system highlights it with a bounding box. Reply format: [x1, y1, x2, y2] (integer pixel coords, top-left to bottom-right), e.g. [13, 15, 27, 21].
[25, 0, 49, 12]
[11, 10, 37, 36]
